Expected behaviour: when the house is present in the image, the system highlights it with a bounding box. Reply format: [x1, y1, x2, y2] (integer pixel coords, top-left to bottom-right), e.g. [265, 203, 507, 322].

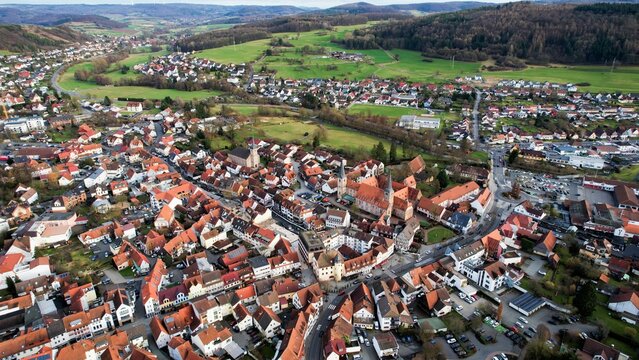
[155, 205, 175, 229]
[325, 209, 350, 229]
[126, 102, 143, 112]
[513, 200, 546, 221]
[372, 332, 399, 359]
[191, 323, 233, 357]
[608, 291, 639, 323]
[253, 305, 282, 339]
[18, 187, 38, 205]
[104, 288, 135, 325]
[577, 338, 629, 360]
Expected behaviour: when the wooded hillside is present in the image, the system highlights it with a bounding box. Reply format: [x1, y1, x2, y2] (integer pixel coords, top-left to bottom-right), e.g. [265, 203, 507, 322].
[338, 3, 639, 65]
[0, 25, 89, 53]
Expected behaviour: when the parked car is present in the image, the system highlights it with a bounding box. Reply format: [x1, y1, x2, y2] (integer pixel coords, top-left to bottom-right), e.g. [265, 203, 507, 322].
[518, 317, 529, 324]
[447, 338, 457, 344]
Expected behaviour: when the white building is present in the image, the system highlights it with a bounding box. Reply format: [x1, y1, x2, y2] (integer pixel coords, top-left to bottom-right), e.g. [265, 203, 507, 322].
[396, 115, 440, 130]
[3, 116, 46, 134]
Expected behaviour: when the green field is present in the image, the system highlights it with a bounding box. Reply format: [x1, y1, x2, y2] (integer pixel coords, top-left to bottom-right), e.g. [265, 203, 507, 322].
[258, 24, 639, 90]
[82, 86, 220, 101]
[348, 104, 432, 121]
[59, 49, 168, 91]
[211, 116, 391, 153]
[0, 50, 15, 55]
[426, 226, 455, 244]
[611, 165, 639, 182]
[484, 65, 639, 93]
[196, 38, 271, 64]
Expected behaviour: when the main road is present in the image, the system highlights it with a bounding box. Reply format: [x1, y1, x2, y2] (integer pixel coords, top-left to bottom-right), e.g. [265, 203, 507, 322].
[472, 89, 482, 145]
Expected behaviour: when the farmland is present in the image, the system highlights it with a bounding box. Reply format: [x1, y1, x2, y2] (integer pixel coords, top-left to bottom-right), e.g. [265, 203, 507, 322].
[196, 38, 271, 64]
[253, 24, 638, 91]
[483, 65, 639, 93]
[80, 86, 220, 101]
[347, 104, 429, 118]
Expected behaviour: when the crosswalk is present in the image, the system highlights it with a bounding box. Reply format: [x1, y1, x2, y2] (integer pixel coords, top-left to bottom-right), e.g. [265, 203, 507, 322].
[327, 304, 336, 310]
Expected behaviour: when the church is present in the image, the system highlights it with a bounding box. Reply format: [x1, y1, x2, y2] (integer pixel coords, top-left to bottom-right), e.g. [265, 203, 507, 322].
[228, 145, 260, 169]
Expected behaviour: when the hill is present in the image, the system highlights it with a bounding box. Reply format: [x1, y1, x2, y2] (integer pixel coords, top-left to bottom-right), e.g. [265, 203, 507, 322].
[175, 12, 406, 52]
[0, 4, 308, 25]
[321, 1, 492, 14]
[0, 7, 126, 28]
[0, 25, 89, 53]
[338, 2, 639, 65]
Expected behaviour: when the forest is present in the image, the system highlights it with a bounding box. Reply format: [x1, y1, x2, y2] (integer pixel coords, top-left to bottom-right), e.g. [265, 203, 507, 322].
[336, 3, 639, 65]
[0, 25, 89, 53]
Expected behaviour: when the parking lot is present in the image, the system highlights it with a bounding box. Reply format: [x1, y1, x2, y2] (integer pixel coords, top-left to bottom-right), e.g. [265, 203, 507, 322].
[508, 169, 581, 201]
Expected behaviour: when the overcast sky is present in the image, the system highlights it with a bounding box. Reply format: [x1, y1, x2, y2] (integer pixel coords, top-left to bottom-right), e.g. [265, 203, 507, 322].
[0, 0, 507, 9]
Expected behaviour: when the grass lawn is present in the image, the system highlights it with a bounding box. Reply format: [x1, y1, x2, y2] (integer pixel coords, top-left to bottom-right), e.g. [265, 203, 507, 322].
[426, 226, 455, 244]
[47, 127, 79, 143]
[35, 238, 110, 276]
[82, 86, 221, 101]
[0, 50, 15, 55]
[611, 165, 639, 182]
[211, 104, 262, 116]
[232, 117, 392, 154]
[119, 267, 135, 277]
[347, 104, 427, 118]
[483, 65, 639, 93]
[590, 303, 639, 353]
[196, 38, 271, 64]
[469, 151, 490, 162]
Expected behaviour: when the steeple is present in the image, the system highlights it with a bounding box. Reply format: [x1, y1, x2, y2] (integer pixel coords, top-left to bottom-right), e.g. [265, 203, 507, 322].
[337, 160, 347, 199]
[385, 169, 394, 220]
[385, 169, 394, 200]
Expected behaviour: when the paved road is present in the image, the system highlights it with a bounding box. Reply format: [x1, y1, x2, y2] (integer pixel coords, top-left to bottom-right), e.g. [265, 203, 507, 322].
[51, 65, 80, 98]
[472, 89, 482, 145]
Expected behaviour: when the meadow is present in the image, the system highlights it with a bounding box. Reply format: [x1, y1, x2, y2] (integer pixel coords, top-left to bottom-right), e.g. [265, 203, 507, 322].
[59, 49, 168, 90]
[196, 39, 272, 64]
[81, 86, 220, 101]
[254, 23, 638, 91]
[209, 116, 391, 153]
[483, 64, 639, 93]
[347, 104, 427, 118]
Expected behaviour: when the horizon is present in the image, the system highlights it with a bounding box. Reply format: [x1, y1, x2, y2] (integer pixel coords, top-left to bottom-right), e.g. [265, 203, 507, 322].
[0, 0, 513, 9]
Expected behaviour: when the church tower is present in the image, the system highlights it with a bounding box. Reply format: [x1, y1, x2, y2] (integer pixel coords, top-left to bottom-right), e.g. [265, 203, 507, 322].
[384, 169, 394, 218]
[337, 160, 347, 199]
[248, 139, 260, 169]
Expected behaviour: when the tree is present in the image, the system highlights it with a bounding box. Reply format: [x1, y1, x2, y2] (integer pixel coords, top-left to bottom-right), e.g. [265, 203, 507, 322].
[437, 169, 449, 188]
[120, 64, 130, 74]
[446, 316, 466, 334]
[5, 277, 16, 297]
[370, 142, 388, 163]
[537, 324, 551, 341]
[389, 142, 398, 163]
[92, 58, 109, 74]
[508, 148, 520, 164]
[103, 96, 112, 106]
[312, 132, 321, 148]
[80, 158, 95, 168]
[573, 282, 597, 317]
[470, 315, 483, 330]
[460, 137, 471, 153]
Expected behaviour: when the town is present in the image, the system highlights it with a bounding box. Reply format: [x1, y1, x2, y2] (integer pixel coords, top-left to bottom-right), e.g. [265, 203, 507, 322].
[0, 3, 638, 360]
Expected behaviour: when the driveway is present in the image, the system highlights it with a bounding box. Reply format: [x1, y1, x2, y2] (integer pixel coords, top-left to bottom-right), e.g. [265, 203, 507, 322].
[520, 255, 547, 280]
[103, 268, 127, 284]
